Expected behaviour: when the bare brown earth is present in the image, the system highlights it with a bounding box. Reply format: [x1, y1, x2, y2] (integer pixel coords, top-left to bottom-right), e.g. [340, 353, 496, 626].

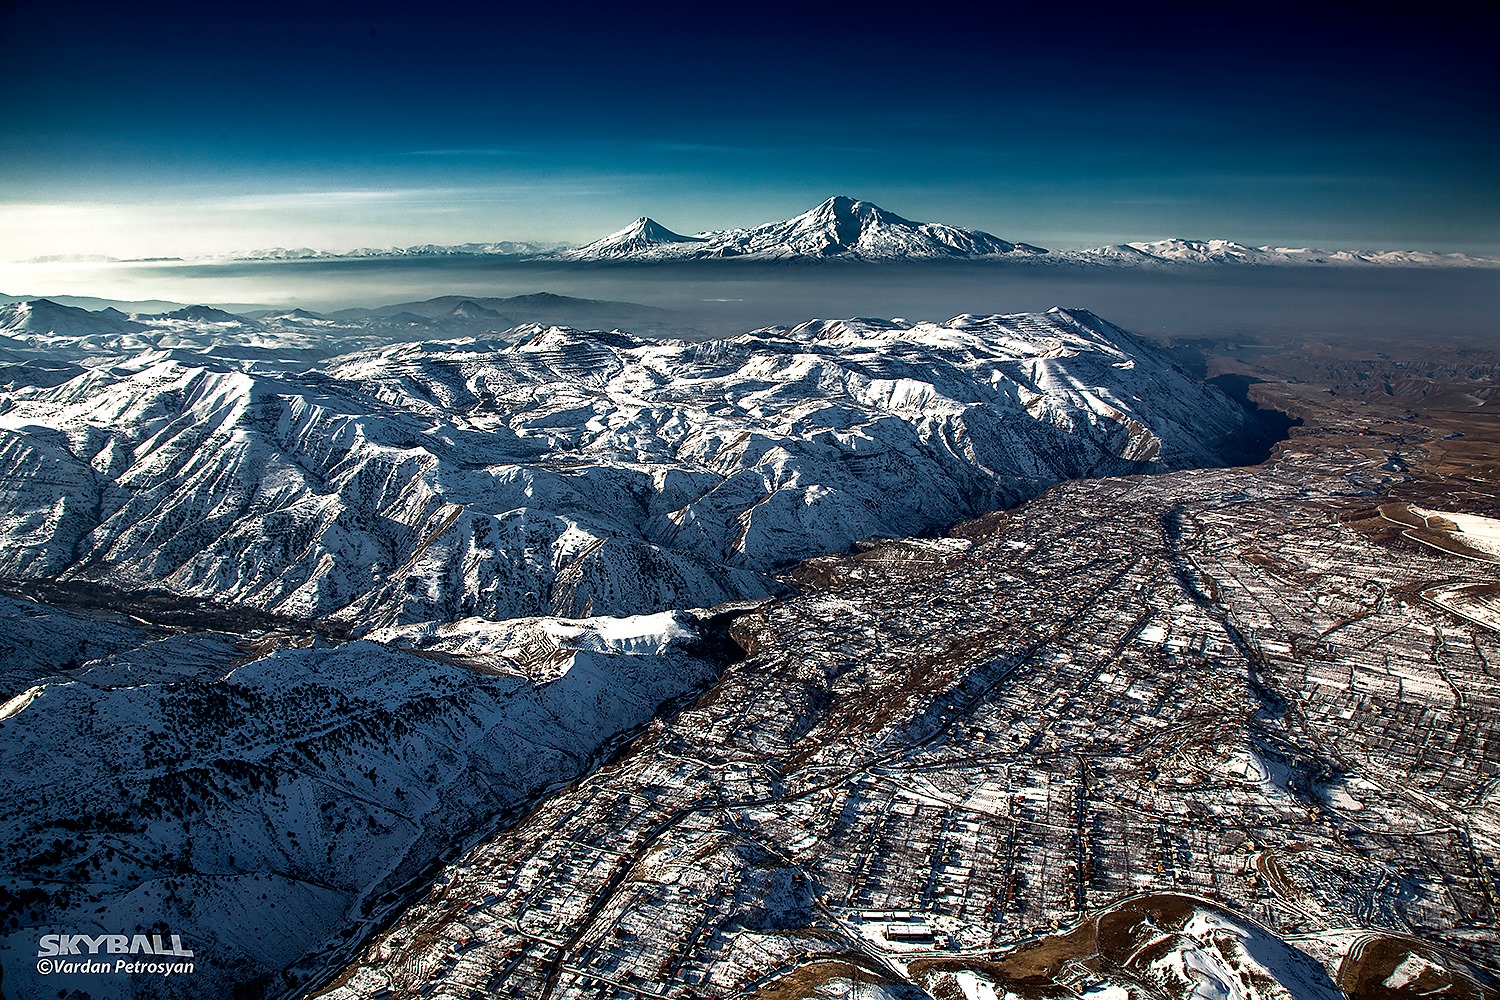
[908, 893, 1333, 1000]
[1196, 335, 1500, 488]
[1337, 934, 1500, 1000]
[1195, 335, 1500, 615]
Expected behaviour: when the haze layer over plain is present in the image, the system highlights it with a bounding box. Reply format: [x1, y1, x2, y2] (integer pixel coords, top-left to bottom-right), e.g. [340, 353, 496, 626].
[4, 259, 1497, 344]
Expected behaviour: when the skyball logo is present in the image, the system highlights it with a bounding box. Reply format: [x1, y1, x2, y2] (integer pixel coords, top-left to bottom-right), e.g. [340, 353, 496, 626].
[34, 933, 196, 978]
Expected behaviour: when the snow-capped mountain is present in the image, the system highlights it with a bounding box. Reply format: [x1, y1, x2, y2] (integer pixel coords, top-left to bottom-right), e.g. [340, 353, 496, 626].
[557, 196, 1047, 261]
[143, 304, 256, 324]
[446, 299, 501, 319]
[559, 217, 707, 259]
[0, 308, 1256, 629]
[1124, 239, 1272, 265]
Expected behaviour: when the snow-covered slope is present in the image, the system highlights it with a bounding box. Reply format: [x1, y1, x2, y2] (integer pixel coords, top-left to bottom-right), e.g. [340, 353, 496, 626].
[0, 601, 721, 1000]
[0, 309, 1255, 627]
[0, 298, 144, 338]
[557, 196, 1047, 261]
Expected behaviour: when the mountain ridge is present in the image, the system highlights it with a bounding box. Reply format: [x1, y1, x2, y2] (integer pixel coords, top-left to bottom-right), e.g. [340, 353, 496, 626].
[209, 198, 1500, 267]
[0, 307, 1260, 628]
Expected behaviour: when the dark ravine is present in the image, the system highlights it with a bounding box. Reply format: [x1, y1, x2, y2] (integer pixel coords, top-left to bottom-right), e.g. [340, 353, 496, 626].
[1207, 372, 1303, 465]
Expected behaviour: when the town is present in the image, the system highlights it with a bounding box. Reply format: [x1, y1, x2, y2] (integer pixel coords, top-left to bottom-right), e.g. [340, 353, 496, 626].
[315, 421, 1500, 999]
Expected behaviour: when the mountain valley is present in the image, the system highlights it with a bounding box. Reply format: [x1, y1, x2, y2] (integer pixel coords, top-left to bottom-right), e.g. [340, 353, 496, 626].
[0, 296, 1495, 1000]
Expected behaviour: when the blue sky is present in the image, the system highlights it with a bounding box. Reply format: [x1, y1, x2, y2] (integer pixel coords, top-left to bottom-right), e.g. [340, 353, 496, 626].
[2, 2, 1496, 259]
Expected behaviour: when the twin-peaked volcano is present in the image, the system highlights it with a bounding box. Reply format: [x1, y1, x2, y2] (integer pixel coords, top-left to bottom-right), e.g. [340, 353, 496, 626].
[558, 196, 1047, 261]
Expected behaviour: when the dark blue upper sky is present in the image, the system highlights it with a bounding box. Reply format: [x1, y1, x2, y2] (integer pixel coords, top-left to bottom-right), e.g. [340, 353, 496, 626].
[2, 1, 1496, 258]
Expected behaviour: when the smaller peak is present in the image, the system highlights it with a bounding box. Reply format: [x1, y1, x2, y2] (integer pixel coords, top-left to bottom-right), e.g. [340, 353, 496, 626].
[266, 307, 329, 322]
[584, 217, 701, 251]
[155, 304, 246, 323]
[449, 300, 501, 318]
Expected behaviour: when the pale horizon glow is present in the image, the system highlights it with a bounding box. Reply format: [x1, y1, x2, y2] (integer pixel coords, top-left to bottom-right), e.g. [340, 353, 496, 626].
[6, 183, 1500, 264]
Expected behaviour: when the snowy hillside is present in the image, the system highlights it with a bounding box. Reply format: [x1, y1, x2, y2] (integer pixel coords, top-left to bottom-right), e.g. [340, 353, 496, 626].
[0, 599, 722, 1000]
[0, 298, 145, 338]
[0, 308, 1256, 628]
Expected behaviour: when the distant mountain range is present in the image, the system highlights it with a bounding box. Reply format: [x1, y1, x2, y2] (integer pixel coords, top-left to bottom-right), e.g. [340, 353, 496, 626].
[220, 239, 566, 261]
[0, 291, 698, 360]
[203, 197, 1498, 267]
[1053, 238, 1499, 269]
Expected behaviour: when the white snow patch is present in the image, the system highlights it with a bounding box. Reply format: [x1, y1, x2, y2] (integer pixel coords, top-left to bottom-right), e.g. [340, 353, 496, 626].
[1383, 953, 1441, 990]
[1410, 507, 1500, 561]
[0, 684, 45, 721]
[953, 971, 1003, 1000]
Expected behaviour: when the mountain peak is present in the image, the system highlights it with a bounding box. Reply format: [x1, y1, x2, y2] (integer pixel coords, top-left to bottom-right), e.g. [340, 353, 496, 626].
[0, 298, 144, 336]
[802, 195, 893, 221]
[621, 217, 695, 242]
[790, 196, 916, 248]
[150, 304, 252, 324]
[449, 300, 502, 319]
[817, 195, 860, 213]
[559, 217, 704, 259]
